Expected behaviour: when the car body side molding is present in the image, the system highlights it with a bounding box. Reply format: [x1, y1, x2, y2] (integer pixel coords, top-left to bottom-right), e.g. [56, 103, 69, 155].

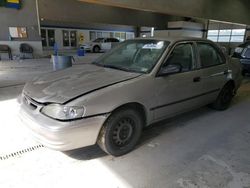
[150, 88, 220, 111]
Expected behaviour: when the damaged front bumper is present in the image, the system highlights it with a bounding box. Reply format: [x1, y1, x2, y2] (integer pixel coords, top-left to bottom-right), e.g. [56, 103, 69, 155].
[19, 96, 109, 151]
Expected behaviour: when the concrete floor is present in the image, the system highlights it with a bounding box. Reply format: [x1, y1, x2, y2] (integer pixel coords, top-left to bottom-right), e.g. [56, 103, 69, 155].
[0, 55, 250, 188]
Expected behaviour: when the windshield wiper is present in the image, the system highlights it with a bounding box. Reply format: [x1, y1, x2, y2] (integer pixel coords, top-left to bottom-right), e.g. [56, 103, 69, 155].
[92, 62, 144, 74]
[103, 64, 130, 71]
[104, 65, 146, 74]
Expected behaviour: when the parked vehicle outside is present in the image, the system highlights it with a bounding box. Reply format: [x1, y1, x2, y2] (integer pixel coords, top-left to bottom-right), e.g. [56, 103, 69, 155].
[19, 37, 242, 156]
[233, 41, 250, 75]
[81, 37, 120, 53]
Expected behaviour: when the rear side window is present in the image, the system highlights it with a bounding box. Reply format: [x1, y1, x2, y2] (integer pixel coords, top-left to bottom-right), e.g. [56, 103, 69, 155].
[106, 38, 112, 42]
[197, 43, 225, 68]
[111, 38, 119, 42]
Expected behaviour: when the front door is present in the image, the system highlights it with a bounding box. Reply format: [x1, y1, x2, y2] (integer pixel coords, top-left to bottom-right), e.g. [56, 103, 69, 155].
[152, 42, 208, 121]
[101, 38, 112, 51]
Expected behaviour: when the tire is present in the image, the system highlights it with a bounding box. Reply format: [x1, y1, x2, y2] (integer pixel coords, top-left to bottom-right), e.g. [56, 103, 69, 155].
[97, 108, 143, 156]
[93, 46, 100, 53]
[211, 83, 235, 111]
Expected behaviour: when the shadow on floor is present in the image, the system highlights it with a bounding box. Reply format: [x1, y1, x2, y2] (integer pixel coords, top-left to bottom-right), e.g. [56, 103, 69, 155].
[63, 145, 107, 160]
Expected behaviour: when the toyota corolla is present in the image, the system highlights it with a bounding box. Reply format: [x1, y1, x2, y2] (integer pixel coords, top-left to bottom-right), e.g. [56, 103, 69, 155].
[19, 37, 242, 156]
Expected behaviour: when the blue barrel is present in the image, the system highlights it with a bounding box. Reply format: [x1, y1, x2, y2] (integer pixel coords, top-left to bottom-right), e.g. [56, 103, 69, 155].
[77, 46, 85, 56]
[52, 55, 73, 71]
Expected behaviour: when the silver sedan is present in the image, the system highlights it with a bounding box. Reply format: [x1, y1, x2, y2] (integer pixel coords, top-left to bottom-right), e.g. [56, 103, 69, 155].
[19, 37, 242, 156]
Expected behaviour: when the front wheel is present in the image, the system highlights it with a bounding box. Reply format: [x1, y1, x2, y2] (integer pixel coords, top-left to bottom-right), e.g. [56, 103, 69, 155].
[97, 108, 143, 156]
[211, 83, 235, 111]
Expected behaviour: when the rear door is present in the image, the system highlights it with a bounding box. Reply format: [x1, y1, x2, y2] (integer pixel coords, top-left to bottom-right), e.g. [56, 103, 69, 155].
[195, 42, 229, 103]
[111, 38, 120, 49]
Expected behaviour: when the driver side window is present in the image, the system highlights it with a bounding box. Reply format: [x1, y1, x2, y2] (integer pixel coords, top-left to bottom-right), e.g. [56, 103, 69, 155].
[165, 43, 195, 73]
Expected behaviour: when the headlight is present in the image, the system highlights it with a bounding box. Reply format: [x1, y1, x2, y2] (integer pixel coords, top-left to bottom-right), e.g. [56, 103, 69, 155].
[41, 104, 85, 120]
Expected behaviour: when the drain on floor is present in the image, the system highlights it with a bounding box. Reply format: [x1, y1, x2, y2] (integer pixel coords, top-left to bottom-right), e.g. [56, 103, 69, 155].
[0, 145, 44, 161]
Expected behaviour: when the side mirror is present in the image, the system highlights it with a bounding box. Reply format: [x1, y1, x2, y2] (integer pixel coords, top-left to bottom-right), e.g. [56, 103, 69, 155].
[158, 64, 182, 76]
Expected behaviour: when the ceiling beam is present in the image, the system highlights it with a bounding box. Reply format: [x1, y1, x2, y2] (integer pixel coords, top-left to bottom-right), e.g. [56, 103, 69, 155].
[78, 0, 250, 25]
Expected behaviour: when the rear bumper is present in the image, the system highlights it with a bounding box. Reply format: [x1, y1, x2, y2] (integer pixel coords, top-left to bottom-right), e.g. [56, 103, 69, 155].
[19, 103, 109, 151]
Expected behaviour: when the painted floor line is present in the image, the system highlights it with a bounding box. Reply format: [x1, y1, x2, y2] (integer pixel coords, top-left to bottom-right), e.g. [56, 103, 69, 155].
[0, 145, 44, 161]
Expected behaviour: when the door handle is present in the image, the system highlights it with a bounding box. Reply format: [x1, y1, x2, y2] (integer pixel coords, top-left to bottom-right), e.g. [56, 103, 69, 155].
[193, 77, 201, 82]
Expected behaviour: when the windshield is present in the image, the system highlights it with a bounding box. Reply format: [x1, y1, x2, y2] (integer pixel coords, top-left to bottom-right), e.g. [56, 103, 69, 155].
[93, 39, 170, 73]
[93, 38, 104, 42]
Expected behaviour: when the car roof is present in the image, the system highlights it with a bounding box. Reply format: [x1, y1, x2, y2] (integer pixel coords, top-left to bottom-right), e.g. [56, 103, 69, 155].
[96, 37, 117, 39]
[131, 36, 212, 43]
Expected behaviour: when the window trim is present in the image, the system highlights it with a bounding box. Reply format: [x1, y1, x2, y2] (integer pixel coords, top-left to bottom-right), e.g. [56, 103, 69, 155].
[62, 30, 70, 47]
[41, 29, 55, 48]
[47, 29, 55, 47]
[62, 30, 77, 47]
[70, 31, 77, 47]
[156, 41, 197, 77]
[207, 29, 246, 43]
[41, 29, 47, 47]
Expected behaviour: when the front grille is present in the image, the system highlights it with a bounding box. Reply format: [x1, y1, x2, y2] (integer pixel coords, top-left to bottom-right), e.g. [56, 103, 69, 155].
[22, 95, 41, 111]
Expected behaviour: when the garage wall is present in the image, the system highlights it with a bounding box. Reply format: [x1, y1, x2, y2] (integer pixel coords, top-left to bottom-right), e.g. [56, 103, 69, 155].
[0, 1, 43, 57]
[0, 1, 40, 41]
[41, 26, 135, 54]
[154, 21, 205, 38]
[41, 27, 90, 53]
[0, 41, 43, 59]
[154, 30, 204, 39]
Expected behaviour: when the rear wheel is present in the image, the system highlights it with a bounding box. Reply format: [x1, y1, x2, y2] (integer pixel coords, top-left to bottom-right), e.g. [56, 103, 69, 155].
[93, 46, 100, 53]
[211, 83, 235, 111]
[97, 108, 143, 156]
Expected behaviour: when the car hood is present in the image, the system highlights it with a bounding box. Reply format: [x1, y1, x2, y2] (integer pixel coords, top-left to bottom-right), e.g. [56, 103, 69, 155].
[23, 64, 141, 104]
